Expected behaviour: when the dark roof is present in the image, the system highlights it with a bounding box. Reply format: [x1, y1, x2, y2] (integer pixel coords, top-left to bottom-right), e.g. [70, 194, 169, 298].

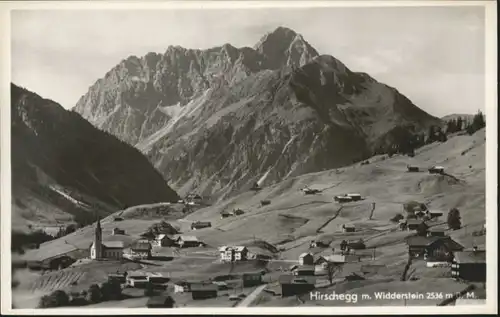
[296, 265, 315, 271]
[279, 275, 316, 285]
[190, 283, 218, 292]
[101, 241, 124, 249]
[454, 250, 485, 263]
[406, 236, 464, 251]
[406, 236, 442, 247]
[406, 219, 426, 226]
[131, 241, 151, 251]
[147, 295, 173, 305]
[192, 222, 211, 227]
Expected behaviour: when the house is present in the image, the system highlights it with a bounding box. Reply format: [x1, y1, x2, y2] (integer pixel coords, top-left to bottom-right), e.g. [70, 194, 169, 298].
[427, 228, 446, 237]
[250, 182, 262, 191]
[293, 265, 315, 276]
[146, 295, 175, 308]
[426, 210, 444, 219]
[406, 236, 464, 260]
[346, 193, 362, 201]
[260, 200, 271, 206]
[298, 252, 314, 265]
[128, 240, 152, 259]
[151, 234, 176, 247]
[191, 283, 218, 300]
[176, 236, 202, 248]
[113, 216, 124, 222]
[406, 219, 426, 231]
[186, 194, 203, 204]
[147, 272, 169, 285]
[126, 272, 149, 288]
[346, 240, 366, 250]
[407, 165, 420, 172]
[451, 248, 486, 282]
[219, 246, 248, 262]
[334, 195, 353, 203]
[428, 166, 445, 174]
[310, 238, 330, 248]
[233, 208, 245, 215]
[173, 280, 192, 293]
[242, 272, 263, 287]
[279, 275, 316, 297]
[342, 224, 356, 233]
[191, 221, 211, 230]
[111, 228, 125, 235]
[107, 272, 127, 283]
[221, 211, 233, 219]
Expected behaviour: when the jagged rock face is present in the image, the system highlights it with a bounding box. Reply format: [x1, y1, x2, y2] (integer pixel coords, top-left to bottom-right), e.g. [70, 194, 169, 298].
[74, 27, 441, 201]
[11, 84, 180, 228]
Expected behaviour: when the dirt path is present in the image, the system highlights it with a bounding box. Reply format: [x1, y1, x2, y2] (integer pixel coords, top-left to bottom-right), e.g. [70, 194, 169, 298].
[236, 284, 268, 307]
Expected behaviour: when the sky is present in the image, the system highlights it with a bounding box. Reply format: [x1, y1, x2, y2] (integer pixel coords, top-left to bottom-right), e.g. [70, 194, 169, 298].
[11, 5, 486, 117]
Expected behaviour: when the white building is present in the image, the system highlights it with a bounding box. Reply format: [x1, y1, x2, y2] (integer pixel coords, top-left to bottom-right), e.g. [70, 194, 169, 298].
[219, 246, 248, 262]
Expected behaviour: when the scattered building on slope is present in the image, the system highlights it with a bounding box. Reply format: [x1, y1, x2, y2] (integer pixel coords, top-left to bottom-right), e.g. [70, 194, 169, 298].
[406, 235, 464, 260]
[342, 224, 356, 233]
[151, 234, 176, 247]
[298, 252, 314, 265]
[111, 228, 125, 235]
[219, 246, 249, 262]
[191, 221, 212, 230]
[279, 275, 316, 297]
[451, 247, 486, 282]
[176, 235, 203, 248]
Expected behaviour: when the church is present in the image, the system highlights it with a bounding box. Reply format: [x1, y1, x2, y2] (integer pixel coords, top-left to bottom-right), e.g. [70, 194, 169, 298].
[89, 218, 124, 260]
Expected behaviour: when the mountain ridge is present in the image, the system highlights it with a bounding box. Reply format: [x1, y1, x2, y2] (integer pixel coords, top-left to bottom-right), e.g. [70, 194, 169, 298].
[11, 83, 180, 231]
[73, 26, 442, 201]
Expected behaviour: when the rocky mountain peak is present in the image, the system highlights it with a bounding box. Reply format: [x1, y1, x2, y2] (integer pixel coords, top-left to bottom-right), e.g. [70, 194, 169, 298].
[254, 26, 319, 68]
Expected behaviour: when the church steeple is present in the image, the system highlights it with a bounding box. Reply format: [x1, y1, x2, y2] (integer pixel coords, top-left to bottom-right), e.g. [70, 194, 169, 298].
[93, 217, 103, 259]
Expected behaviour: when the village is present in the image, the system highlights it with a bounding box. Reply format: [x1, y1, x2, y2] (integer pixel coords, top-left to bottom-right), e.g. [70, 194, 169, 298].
[13, 129, 487, 308]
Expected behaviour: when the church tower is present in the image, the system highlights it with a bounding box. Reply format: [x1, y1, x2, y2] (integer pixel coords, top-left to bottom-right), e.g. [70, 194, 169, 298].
[92, 217, 103, 260]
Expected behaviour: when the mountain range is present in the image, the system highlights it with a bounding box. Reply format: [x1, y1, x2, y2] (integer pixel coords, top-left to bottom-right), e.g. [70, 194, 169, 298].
[11, 84, 179, 231]
[74, 27, 441, 201]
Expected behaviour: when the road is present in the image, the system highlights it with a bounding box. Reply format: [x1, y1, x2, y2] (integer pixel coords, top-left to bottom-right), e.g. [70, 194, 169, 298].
[236, 284, 268, 307]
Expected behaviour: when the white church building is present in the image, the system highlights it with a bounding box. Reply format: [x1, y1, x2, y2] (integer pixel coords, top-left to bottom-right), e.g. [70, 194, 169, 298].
[90, 218, 124, 260]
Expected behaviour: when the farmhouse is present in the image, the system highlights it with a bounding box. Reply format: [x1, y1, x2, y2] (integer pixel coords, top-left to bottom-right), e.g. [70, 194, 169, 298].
[406, 219, 426, 231]
[260, 200, 271, 206]
[346, 193, 362, 201]
[152, 234, 176, 247]
[191, 221, 212, 230]
[426, 210, 444, 219]
[342, 224, 356, 233]
[126, 272, 149, 288]
[127, 240, 152, 259]
[293, 265, 315, 276]
[407, 165, 420, 172]
[111, 228, 125, 235]
[406, 236, 464, 260]
[90, 219, 124, 260]
[242, 272, 263, 287]
[451, 248, 486, 282]
[427, 228, 446, 237]
[173, 280, 192, 293]
[146, 295, 175, 308]
[428, 166, 445, 174]
[298, 252, 314, 265]
[191, 283, 218, 300]
[221, 211, 233, 219]
[107, 272, 127, 283]
[219, 246, 249, 262]
[310, 238, 331, 248]
[233, 208, 245, 215]
[176, 235, 202, 248]
[334, 195, 353, 203]
[279, 275, 316, 297]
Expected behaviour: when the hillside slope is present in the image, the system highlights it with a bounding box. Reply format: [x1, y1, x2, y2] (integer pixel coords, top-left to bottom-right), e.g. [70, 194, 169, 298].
[11, 84, 180, 231]
[27, 128, 485, 264]
[74, 27, 441, 200]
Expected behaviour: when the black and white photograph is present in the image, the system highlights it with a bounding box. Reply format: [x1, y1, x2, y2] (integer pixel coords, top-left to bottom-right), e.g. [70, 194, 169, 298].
[0, 0, 497, 314]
